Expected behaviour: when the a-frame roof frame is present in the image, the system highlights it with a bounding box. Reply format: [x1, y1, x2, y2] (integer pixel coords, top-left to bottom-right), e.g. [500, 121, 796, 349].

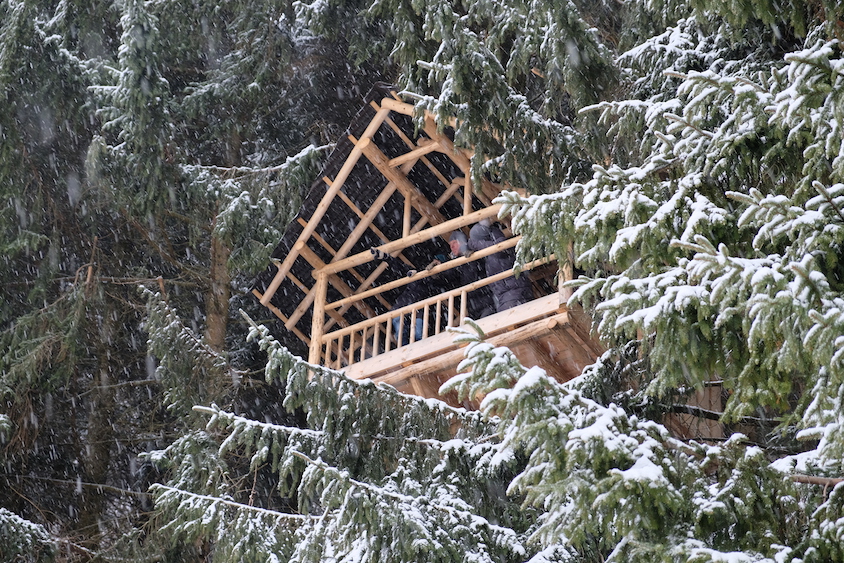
[251, 84, 515, 350]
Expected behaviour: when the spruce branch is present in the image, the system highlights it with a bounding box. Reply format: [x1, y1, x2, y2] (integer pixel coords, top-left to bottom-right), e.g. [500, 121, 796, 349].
[663, 113, 714, 138]
[193, 404, 489, 453]
[182, 144, 332, 176]
[4, 475, 150, 498]
[671, 234, 718, 256]
[662, 70, 690, 81]
[811, 180, 844, 225]
[150, 485, 316, 521]
[289, 451, 519, 536]
[144, 287, 241, 376]
[733, 75, 766, 92]
[193, 404, 323, 439]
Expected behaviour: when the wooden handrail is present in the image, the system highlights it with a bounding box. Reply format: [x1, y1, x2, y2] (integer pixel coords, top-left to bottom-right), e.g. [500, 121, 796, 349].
[325, 236, 519, 311]
[321, 254, 556, 342]
[314, 205, 502, 277]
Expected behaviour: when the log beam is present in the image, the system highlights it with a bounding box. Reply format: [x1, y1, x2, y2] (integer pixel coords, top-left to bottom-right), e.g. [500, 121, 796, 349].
[260, 105, 392, 305]
[352, 135, 450, 233]
[317, 204, 502, 277]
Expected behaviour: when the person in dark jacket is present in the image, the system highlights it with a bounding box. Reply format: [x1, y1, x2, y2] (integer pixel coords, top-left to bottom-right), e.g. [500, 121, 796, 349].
[443, 231, 495, 319]
[467, 221, 533, 311]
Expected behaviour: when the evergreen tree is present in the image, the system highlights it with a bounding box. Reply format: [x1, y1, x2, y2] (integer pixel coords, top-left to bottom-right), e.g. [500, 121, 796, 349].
[145, 0, 844, 561]
[0, 0, 371, 557]
[5, 0, 844, 559]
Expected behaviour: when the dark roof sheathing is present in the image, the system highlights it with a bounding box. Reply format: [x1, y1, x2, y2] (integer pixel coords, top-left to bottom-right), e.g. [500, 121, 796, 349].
[251, 83, 486, 347]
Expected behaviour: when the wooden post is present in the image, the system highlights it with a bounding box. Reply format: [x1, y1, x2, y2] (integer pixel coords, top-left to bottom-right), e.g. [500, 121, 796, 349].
[422, 304, 430, 340]
[409, 309, 418, 343]
[309, 272, 328, 365]
[385, 314, 394, 352]
[403, 194, 412, 238]
[373, 323, 381, 358]
[463, 177, 472, 217]
[559, 241, 575, 302]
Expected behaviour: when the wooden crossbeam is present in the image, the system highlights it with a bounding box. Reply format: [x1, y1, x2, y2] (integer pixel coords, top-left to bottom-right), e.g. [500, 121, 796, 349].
[326, 237, 523, 312]
[251, 289, 311, 345]
[373, 101, 454, 194]
[273, 261, 350, 331]
[296, 216, 392, 325]
[286, 244, 378, 329]
[324, 261, 393, 332]
[451, 145, 502, 203]
[296, 217, 391, 310]
[437, 179, 465, 208]
[333, 188, 413, 268]
[388, 138, 441, 168]
[352, 136, 450, 236]
[379, 97, 414, 115]
[378, 97, 502, 207]
[317, 204, 502, 277]
[260, 106, 393, 306]
[374, 105, 490, 236]
[385, 116, 453, 189]
[283, 155, 420, 331]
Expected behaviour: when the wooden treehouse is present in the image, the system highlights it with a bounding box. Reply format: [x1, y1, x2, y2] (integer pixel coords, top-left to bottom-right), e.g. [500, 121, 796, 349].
[251, 84, 603, 402]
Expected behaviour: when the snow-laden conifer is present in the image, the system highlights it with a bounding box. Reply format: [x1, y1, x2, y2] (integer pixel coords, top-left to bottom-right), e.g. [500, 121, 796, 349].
[147, 316, 528, 563]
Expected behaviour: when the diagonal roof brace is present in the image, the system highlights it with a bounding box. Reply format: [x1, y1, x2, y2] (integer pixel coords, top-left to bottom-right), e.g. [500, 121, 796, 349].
[314, 204, 502, 278]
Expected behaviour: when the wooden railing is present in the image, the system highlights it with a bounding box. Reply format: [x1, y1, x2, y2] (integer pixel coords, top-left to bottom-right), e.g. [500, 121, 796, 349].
[313, 255, 555, 370]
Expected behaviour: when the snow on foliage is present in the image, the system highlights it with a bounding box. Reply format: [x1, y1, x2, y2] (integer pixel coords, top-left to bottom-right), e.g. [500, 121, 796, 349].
[104, 0, 844, 561]
[0, 508, 56, 563]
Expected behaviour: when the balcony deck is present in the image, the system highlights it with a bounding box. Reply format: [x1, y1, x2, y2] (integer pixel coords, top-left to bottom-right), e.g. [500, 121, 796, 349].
[342, 293, 603, 401]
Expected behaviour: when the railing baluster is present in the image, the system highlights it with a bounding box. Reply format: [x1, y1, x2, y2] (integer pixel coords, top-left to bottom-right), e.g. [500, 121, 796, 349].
[460, 289, 467, 324]
[422, 303, 430, 339]
[373, 323, 380, 357]
[447, 294, 455, 327]
[409, 309, 418, 344]
[333, 337, 341, 370]
[397, 314, 405, 348]
[331, 338, 338, 370]
[386, 314, 394, 352]
[435, 299, 442, 335]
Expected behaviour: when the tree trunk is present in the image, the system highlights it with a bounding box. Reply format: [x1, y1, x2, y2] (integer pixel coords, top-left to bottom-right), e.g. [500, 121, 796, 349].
[204, 126, 239, 353]
[78, 312, 116, 548]
[205, 232, 231, 352]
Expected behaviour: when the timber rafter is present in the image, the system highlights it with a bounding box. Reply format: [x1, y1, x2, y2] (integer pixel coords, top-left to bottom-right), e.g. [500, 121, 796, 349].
[253, 85, 513, 344]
